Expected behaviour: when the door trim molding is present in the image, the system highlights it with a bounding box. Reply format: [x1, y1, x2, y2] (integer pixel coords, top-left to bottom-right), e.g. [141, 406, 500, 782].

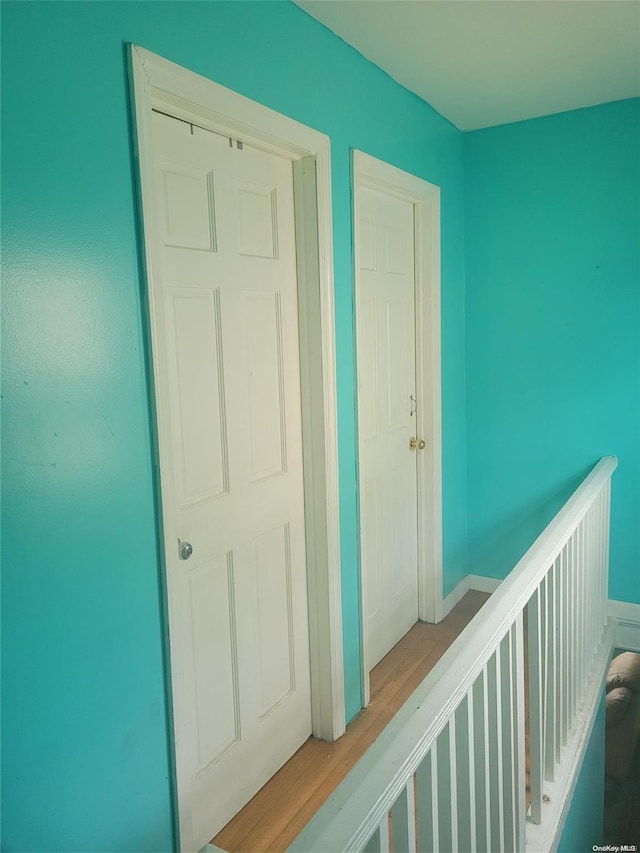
[129, 45, 345, 847]
[352, 150, 443, 706]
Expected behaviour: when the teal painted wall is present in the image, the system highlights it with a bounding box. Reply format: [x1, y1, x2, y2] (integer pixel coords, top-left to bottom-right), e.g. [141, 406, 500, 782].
[464, 100, 640, 603]
[558, 697, 606, 852]
[1, 2, 468, 849]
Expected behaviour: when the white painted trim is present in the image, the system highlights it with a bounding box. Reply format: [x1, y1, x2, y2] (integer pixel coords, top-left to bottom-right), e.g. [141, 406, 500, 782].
[292, 156, 345, 740]
[526, 619, 616, 853]
[608, 599, 640, 652]
[352, 150, 443, 704]
[469, 574, 502, 594]
[128, 44, 345, 850]
[440, 575, 469, 619]
[439, 575, 501, 620]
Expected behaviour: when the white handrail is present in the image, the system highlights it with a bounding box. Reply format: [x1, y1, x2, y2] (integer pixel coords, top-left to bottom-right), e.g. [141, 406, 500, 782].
[290, 456, 617, 853]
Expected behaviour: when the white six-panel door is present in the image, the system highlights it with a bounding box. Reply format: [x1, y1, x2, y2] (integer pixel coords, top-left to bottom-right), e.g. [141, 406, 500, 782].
[151, 111, 311, 849]
[357, 185, 420, 671]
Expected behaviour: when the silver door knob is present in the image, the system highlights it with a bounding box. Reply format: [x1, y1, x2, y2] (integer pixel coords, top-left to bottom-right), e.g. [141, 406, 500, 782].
[179, 540, 193, 560]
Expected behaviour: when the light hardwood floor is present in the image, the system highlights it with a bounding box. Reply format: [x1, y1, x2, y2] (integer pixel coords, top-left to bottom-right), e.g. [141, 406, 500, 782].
[213, 590, 490, 853]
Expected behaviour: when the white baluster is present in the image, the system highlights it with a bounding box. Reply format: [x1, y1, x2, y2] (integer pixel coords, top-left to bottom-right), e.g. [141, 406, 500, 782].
[431, 745, 440, 853]
[451, 696, 472, 852]
[598, 490, 604, 633]
[415, 752, 433, 853]
[593, 501, 600, 651]
[545, 563, 556, 782]
[364, 818, 390, 853]
[566, 536, 573, 725]
[587, 507, 601, 669]
[436, 727, 453, 852]
[500, 633, 515, 852]
[562, 542, 570, 745]
[579, 517, 587, 690]
[527, 587, 544, 824]
[381, 814, 390, 852]
[487, 652, 505, 851]
[601, 486, 609, 634]
[605, 480, 611, 620]
[558, 546, 567, 748]
[569, 532, 578, 720]
[553, 555, 562, 764]
[540, 573, 548, 788]
[514, 615, 527, 851]
[585, 506, 593, 663]
[391, 779, 415, 853]
[465, 689, 477, 853]
[472, 670, 490, 853]
[591, 504, 596, 637]
[407, 778, 416, 853]
[448, 718, 458, 853]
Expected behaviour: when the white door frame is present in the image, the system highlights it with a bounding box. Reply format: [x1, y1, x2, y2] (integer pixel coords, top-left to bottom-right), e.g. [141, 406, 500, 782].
[352, 150, 443, 706]
[129, 44, 345, 843]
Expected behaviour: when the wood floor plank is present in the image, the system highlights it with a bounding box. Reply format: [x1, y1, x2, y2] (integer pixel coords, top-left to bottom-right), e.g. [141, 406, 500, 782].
[266, 762, 354, 852]
[213, 739, 327, 850]
[213, 591, 490, 852]
[215, 710, 382, 851]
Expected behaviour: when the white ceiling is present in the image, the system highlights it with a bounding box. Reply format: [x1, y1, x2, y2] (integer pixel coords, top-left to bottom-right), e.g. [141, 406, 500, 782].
[295, 0, 640, 130]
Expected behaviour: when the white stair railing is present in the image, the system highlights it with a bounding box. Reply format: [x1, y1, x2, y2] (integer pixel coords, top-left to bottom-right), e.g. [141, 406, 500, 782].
[289, 457, 617, 853]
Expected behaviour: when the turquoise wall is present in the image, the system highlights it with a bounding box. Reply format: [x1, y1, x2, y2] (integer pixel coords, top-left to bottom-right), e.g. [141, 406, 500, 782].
[4, 2, 636, 848]
[558, 697, 606, 852]
[464, 100, 640, 603]
[1, 2, 468, 849]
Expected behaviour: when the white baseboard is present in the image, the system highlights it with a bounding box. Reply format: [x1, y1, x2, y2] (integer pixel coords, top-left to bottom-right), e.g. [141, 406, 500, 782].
[608, 599, 640, 652]
[469, 574, 502, 594]
[439, 574, 502, 621]
[439, 575, 469, 621]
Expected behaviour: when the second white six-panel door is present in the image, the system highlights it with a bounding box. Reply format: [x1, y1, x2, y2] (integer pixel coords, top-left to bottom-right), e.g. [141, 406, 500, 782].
[357, 184, 420, 671]
[151, 111, 312, 850]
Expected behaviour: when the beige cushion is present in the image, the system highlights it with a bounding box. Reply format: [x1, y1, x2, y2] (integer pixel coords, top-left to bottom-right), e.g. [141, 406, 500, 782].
[606, 686, 632, 728]
[606, 652, 640, 694]
[605, 654, 640, 780]
[606, 693, 640, 780]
